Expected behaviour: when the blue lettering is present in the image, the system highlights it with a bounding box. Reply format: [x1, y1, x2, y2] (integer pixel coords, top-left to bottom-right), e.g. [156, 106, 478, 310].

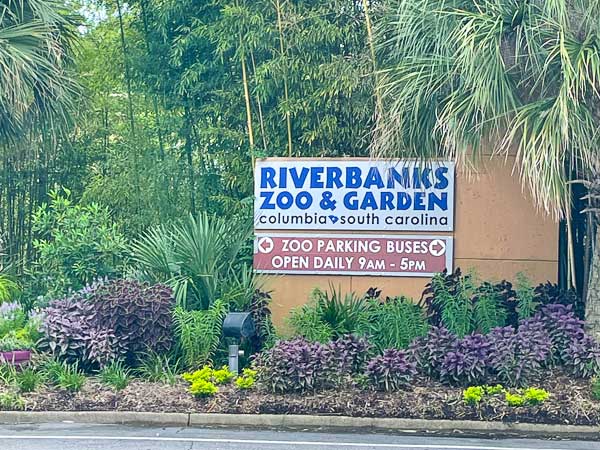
[414, 192, 426, 210]
[296, 191, 313, 210]
[387, 167, 410, 188]
[396, 192, 412, 210]
[343, 192, 359, 210]
[259, 191, 275, 209]
[276, 191, 294, 209]
[434, 167, 449, 189]
[310, 167, 324, 188]
[428, 192, 448, 210]
[326, 167, 343, 188]
[261, 168, 276, 188]
[413, 168, 422, 189]
[380, 192, 394, 210]
[421, 168, 432, 188]
[346, 167, 362, 188]
[364, 167, 385, 189]
[360, 192, 378, 210]
[290, 167, 309, 188]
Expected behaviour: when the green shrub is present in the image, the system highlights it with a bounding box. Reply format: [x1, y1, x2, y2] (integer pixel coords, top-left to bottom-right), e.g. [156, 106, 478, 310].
[505, 392, 525, 407]
[363, 297, 429, 350]
[0, 391, 25, 410]
[515, 273, 537, 320]
[288, 285, 371, 342]
[99, 361, 130, 391]
[0, 303, 27, 338]
[136, 351, 181, 385]
[592, 378, 600, 401]
[0, 273, 20, 305]
[182, 366, 235, 386]
[313, 286, 370, 337]
[0, 363, 17, 385]
[0, 332, 33, 352]
[173, 300, 227, 368]
[523, 387, 549, 405]
[189, 379, 218, 397]
[182, 367, 213, 384]
[29, 189, 128, 302]
[474, 283, 507, 334]
[287, 304, 333, 343]
[235, 368, 257, 390]
[15, 367, 44, 393]
[40, 358, 64, 385]
[56, 362, 86, 392]
[484, 384, 504, 395]
[212, 366, 235, 385]
[463, 386, 485, 405]
[428, 271, 475, 338]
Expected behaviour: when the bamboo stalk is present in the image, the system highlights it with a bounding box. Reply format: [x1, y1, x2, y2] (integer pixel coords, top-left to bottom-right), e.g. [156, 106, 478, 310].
[275, 0, 293, 157]
[115, 0, 136, 136]
[362, 0, 384, 156]
[250, 49, 268, 153]
[240, 40, 256, 171]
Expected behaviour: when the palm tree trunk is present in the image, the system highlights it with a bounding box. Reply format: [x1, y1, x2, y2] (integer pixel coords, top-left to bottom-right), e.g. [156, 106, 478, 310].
[585, 227, 600, 340]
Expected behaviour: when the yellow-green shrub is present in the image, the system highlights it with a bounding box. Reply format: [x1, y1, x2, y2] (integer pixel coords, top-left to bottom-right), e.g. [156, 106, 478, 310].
[523, 387, 549, 405]
[235, 368, 257, 390]
[189, 379, 218, 397]
[463, 386, 484, 405]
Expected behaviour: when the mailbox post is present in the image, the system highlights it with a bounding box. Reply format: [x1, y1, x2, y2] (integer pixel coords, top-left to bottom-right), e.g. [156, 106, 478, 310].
[222, 312, 255, 374]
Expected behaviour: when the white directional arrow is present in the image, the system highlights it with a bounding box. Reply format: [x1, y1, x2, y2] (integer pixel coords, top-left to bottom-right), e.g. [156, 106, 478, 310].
[429, 239, 446, 257]
[257, 237, 274, 254]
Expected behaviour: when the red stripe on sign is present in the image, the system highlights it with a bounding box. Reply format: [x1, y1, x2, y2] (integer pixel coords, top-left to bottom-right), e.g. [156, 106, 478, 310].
[253, 234, 452, 276]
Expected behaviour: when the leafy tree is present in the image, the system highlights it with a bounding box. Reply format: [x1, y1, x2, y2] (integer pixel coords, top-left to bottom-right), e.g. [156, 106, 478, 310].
[28, 189, 128, 302]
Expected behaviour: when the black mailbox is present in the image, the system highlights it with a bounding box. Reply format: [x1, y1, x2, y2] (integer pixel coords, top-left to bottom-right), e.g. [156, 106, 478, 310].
[223, 312, 255, 339]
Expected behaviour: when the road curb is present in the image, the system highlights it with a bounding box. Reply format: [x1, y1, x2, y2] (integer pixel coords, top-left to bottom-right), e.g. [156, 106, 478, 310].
[1, 411, 599, 439]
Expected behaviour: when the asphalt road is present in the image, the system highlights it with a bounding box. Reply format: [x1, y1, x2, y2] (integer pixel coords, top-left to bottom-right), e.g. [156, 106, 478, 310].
[0, 422, 598, 450]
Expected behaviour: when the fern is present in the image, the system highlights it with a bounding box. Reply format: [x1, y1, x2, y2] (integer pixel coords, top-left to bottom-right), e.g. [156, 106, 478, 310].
[515, 272, 537, 319]
[474, 283, 507, 334]
[173, 300, 227, 368]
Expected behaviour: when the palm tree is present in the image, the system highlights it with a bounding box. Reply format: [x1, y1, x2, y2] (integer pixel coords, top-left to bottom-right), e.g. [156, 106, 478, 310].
[373, 0, 600, 334]
[0, 0, 79, 144]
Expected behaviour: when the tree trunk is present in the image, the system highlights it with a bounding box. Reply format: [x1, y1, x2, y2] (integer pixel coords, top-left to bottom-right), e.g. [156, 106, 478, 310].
[585, 227, 600, 340]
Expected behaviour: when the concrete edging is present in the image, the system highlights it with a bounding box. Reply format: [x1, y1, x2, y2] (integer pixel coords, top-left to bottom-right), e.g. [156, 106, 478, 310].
[0, 411, 599, 439]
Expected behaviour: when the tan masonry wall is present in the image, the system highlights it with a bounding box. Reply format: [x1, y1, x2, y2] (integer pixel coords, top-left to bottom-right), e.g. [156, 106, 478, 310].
[260, 155, 559, 327]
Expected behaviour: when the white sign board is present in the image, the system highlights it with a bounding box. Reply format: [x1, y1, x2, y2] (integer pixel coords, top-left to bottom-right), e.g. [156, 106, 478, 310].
[254, 159, 455, 231]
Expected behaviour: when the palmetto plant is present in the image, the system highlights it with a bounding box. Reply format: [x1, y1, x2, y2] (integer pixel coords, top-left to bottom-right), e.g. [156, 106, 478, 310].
[0, 0, 79, 144]
[131, 213, 255, 310]
[374, 0, 600, 332]
[374, 0, 599, 216]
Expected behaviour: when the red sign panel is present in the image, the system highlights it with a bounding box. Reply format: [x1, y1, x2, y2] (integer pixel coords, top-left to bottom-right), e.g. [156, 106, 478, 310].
[254, 234, 453, 276]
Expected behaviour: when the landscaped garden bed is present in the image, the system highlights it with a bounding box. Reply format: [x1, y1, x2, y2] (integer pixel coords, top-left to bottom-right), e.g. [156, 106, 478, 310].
[0, 206, 599, 429]
[3, 371, 599, 426]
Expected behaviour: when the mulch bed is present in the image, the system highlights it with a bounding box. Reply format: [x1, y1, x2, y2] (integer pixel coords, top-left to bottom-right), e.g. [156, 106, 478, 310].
[7, 372, 600, 426]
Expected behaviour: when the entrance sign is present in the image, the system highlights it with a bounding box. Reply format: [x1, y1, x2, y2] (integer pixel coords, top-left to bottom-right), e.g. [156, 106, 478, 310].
[254, 159, 455, 232]
[254, 233, 453, 276]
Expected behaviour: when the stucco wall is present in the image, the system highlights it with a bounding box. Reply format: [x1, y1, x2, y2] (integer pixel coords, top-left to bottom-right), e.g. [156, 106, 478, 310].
[260, 156, 558, 327]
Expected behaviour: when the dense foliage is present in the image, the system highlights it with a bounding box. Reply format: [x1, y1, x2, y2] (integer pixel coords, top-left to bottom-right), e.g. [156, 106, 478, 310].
[40, 279, 175, 369]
